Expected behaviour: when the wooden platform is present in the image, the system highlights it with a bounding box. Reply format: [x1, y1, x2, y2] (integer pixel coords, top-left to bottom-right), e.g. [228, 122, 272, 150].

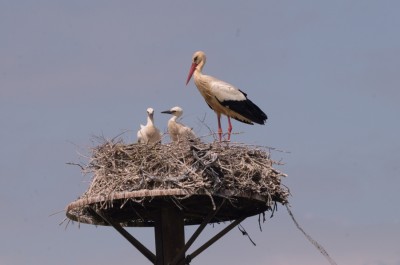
[66, 188, 274, 227]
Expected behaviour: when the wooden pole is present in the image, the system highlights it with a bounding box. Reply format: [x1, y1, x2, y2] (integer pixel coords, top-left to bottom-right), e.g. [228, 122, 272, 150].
[170, 199, 226, 265]
[154, 205, 185, 265]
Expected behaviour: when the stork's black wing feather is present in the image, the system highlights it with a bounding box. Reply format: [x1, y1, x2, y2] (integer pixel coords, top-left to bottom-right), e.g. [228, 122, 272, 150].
[217, 96, 268, 125]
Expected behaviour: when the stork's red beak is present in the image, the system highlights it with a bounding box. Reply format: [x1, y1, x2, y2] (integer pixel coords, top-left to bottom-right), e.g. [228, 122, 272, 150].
[186, 63, 197, 85]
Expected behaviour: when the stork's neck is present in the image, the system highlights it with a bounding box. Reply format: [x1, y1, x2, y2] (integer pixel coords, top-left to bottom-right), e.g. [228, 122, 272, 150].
[169, 115, 178, 122]
[147, 115, 155, 126]
[194, 68, 203, 82]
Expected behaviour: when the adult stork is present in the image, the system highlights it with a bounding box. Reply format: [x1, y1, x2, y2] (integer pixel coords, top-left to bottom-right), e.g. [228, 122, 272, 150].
[137, 107, 162, 144]
[161, 106, 196, 142]
[186, 51, 268, 141]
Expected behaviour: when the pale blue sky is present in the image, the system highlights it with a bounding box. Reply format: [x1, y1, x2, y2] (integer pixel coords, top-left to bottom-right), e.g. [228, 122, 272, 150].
[1, 1, 399, 264]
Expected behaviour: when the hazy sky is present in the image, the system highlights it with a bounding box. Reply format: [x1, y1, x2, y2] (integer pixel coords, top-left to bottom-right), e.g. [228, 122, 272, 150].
[1, 1, 399, 264]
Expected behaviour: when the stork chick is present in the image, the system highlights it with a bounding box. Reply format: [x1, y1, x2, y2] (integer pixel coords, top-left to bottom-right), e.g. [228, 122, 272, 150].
[161, 106, 195, 142]
[186, 51, 268, 141]
[137, 107, 162, 144]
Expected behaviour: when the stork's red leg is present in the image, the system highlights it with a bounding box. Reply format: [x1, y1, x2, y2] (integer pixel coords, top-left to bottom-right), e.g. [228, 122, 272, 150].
[217, 113, 222, 141]
[227, 116, 232, 141]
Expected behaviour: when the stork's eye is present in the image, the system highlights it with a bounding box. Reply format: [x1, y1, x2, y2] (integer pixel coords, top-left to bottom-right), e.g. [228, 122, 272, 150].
[194, 56, 198, 62]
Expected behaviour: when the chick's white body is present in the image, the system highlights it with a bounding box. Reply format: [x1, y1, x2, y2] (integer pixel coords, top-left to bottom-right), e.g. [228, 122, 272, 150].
[137, 107, 162, 144]
[161, 106, 195, 142]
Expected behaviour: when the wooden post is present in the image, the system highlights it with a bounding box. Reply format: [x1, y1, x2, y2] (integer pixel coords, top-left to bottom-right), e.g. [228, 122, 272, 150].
[88, 208, 157, 264]
[187, 216, 246, 261]
[154, 205, 185, 265]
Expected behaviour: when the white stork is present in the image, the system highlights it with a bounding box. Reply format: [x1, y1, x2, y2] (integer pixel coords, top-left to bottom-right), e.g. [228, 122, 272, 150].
[161, 106, 196, 142]
[137, 107, 162, 144]
[186, 51, 268, 141]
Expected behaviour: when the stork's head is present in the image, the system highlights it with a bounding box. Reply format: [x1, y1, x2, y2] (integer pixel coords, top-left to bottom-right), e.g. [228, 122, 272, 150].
[186, 51, 206, 85]
[161, 106, 183, 118]
[147, 107, 155, 118]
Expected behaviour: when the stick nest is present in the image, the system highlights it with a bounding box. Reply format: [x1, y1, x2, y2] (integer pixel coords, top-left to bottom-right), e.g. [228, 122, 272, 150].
[77, 138, 289, 207]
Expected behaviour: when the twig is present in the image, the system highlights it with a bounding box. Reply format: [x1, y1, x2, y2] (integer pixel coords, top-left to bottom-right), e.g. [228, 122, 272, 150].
[66, 162, 85, 171]
[286, 205, 338, 265]
[238, 224, 256, 246]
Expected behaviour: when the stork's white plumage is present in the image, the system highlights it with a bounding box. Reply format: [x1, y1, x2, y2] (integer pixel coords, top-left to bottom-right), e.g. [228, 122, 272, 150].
[161, 106, 196, 142]
[137, 107, 162, 144]
[186, 51, 268, 141]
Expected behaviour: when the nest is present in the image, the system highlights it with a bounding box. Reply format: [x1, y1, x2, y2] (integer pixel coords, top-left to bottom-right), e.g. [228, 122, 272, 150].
[66, 138, 289, 226]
